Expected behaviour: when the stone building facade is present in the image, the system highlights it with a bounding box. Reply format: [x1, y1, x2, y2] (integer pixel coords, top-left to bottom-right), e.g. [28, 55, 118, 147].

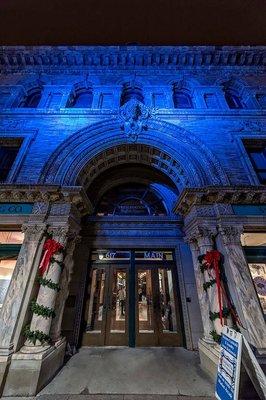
[0, 46, 265, 396]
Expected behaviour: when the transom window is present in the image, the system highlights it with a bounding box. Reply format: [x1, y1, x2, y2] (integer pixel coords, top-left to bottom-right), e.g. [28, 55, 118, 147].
[96, 184, 167, 216]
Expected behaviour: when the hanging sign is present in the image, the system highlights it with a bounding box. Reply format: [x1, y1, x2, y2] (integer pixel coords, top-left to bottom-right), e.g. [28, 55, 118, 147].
[215, 326, 242, 400]
[0, 203, 33, 215]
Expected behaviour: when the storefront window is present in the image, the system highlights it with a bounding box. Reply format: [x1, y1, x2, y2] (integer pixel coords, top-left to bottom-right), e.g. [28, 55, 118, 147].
[241, 232, 266, 316]
[0, 231, 24, 308]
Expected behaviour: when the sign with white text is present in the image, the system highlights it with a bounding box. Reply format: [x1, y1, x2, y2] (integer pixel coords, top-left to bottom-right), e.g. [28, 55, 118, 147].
[0, 203, 33, 215]
[215, 327, 242, 400]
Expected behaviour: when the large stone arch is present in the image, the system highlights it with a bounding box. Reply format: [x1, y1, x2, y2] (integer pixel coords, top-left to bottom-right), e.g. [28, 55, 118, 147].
[39, 118, 229, 190]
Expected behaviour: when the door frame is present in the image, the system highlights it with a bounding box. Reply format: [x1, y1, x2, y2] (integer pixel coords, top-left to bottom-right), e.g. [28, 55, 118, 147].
[81, 248, 185, 347]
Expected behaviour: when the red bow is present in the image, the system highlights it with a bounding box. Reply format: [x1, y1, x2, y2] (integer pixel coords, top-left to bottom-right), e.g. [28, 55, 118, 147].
[39, 238, 63, 276]
[204, 250, 223, 325]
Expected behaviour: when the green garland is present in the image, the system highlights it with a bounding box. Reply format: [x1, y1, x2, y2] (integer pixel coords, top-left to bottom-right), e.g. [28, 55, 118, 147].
[210, 330, 222, 344]
[50, 256, 64, 270]
[209, 307, 231, 321]
[198, 252, 241, 344]
[30, 300, 56, 319]
[37, 276, 60, 292]
[203, 279, 216, 291]
[23, 325, 51, 345]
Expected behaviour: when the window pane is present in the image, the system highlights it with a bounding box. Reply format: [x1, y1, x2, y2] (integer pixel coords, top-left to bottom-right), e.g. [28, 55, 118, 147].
[138, 270, 154, 333]
[248, 263, 266, 315]
[158, 268, 177, 332]
[0, 231, 24, 244]
[0, 230, 23, 308]
[110, 269, 127, 333]
[86, 268, 106, 333]
[241, 233, 266, 246]
[0, 259, 16, 307]
[0, 146, 20, 182]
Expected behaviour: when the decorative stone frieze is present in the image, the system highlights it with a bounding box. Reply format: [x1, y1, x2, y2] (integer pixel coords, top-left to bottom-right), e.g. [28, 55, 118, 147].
[0, 185, 92, 215]
[174, 186, 266, 216]
[0, 46, 265, 70]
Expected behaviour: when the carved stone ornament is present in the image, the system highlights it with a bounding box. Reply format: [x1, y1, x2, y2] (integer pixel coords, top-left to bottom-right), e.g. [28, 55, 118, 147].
[21, 223, 47, 243]
[218, 225, 243, 245]
[119, 99, 153, 142]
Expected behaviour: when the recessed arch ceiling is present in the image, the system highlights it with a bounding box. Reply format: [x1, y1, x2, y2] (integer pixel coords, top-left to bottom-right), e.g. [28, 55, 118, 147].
[78, 143, 188, 194]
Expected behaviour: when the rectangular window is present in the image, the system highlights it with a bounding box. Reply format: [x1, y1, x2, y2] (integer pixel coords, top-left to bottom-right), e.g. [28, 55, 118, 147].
[0, 139, 22, 182]
[241, 232, 266, 316]
[0, 231, 24, 308]
[244, 140, 266, 184]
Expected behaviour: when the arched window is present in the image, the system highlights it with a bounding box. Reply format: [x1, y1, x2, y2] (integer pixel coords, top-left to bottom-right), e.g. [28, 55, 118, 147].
[173, 87, 193, 109]
[120, 82, 144, 106]
[19, 88, 42, 108]
[67, 88, 93, 108]
[96, 184, 167, 216]
[225, 91, 243, 109]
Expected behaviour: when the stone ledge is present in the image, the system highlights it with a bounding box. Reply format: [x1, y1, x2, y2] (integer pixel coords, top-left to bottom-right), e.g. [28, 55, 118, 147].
[174, 186, 266, 216]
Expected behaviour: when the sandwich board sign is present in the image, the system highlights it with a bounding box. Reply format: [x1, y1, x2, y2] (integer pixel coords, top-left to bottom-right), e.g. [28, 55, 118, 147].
[215, 326, 242, 400]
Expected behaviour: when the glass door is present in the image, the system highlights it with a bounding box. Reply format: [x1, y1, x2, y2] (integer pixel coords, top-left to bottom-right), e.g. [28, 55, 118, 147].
[136, 265, 183, 346]
[82, 264, 129, 346]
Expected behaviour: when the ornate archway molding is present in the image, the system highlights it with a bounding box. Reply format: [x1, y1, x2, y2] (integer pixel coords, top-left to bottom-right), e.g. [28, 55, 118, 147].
[39, 117, 229, 191]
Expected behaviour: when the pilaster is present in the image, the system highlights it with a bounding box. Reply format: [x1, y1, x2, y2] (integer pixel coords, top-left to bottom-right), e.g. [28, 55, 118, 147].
[216, 224, 266, 352]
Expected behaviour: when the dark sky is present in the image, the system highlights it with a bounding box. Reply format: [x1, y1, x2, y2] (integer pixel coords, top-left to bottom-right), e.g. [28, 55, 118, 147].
[0, 0, 265, 45]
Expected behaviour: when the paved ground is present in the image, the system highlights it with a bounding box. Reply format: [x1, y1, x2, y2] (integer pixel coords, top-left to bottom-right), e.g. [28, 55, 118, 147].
[38, 347, 215, 398]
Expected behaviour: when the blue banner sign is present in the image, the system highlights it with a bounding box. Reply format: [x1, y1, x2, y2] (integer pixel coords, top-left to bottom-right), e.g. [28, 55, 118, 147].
[0, 203, 33, 215]
[215, 327, 242, 400]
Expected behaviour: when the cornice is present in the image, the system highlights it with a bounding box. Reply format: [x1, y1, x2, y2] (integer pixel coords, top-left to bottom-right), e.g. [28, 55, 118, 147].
[0, 46, 265, 70]
[0, 184, 92, 215]
[174, 186, 266, 216]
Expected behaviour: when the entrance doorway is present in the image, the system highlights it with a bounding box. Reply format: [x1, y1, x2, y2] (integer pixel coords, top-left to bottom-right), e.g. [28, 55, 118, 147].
[82, 250, 183, 347]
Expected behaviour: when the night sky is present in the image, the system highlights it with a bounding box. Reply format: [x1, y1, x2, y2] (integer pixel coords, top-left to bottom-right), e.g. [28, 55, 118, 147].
[0, 0, 265, 45]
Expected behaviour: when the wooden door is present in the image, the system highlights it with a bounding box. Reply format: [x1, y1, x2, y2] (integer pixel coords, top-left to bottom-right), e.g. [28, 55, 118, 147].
[82, 264, 129, 346]
[135, 265, 183, 347]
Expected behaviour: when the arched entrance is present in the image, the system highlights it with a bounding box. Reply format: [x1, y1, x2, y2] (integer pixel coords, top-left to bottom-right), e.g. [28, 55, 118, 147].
[78, 160, 185, 347]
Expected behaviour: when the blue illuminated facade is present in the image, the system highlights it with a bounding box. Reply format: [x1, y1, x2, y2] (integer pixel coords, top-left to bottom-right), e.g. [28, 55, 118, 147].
[0, 46, 265, 396]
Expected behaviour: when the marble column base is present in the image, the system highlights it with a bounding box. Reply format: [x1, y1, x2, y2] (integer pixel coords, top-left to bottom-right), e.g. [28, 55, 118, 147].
[198, 338, 220, 381]
[2, 338, 66, 396]
[0, 351, 12, 395]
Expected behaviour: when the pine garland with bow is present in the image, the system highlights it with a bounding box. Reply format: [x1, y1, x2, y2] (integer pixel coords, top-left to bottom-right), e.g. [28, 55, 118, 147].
[198, 250, 242, 343]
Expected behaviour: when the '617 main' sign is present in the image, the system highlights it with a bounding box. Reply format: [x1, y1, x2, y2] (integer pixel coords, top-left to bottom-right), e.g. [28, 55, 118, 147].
[0, 203, 33, 215]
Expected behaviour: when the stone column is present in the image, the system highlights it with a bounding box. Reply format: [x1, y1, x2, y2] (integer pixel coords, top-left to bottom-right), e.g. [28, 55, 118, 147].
[185, 233, 213, 343]
[0, 223, 47, 393]
[217, 225, 266, 351]
[186, 226, 223, 343]
[24, 225, 69, 349]
[50, 234, 80, 344]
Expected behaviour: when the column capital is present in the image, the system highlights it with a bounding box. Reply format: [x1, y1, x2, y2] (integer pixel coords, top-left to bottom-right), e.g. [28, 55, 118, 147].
[185, 226, 216, 248]
[47, 225, 70, 244]
[21, 223, 47, 243]
[218, 224, 243, 245]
